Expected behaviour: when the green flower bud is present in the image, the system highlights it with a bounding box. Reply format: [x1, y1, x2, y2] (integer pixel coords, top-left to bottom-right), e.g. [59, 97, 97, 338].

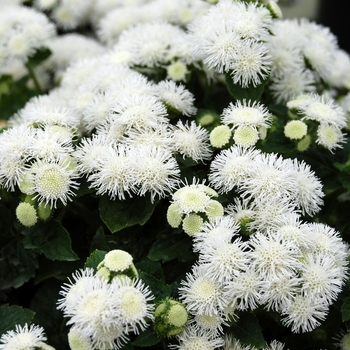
[154, 299, 189, 338]
[284, 120, 308, 140]
[16, 202, 38, 227]
[182, 213, 203, 236]
[206, 200, 224, 219]
[167, 203, 183, 228]
[210, 125, 231, 148]
[37, 202, 52, 221]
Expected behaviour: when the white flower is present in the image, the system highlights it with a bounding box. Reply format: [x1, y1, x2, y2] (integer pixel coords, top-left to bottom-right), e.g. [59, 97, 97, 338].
[209, 146, 261, 193]
[87, 144, 134, 201]
[179, 264, 228, 316]
[300, 253, 345, 304]
[113, 277, 155, 334]
[316, 124, 346, 152]
[249, 230, 300, 280]
[262, 275, 301, 312]
[221, 99, 272, 130]
[233, 126, 260, 147]
[110, 94, 168, 131]
[194, 234, 250, 282]
[223, 268, 263, 311]
[189, 313, 228, 339]
[223, 335, 252, 350]
[239, 152, 298, 201]
[0, 324, 47, 350]
[230, 39, 271, 88]
[73, 135, 112, 175]
[171, 121, 212, 162]
[170, 324, 224, 350]
[270, 68, 316, 104]
[281, 295, 328, 333]
[129, 145, 180, 203]
[0, 125, 34, 191]
[27, 159, 79, 208]
[300, 94, 347, 128]
[289, 159, 324, 216]
[157, 80, 197, 117]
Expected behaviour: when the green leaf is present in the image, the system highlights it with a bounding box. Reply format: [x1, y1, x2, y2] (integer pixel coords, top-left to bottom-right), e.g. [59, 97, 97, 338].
[26, 47, 52, 69]
[148, 229, 196, 263]
[225, 73, 265, 101]
[31, 280, 69, 349]
[138, 271, 171, 301]
[84, 249, 107, 271]
[230, 312, 267, 349]
[91, 226, 110, 252]
[0, 239, 38, 290]
[338, 171, 350, 191]
[99, 195, 157, 233]
[341, 296, 350, 322]
[22, 220, 79, 261]
[132, 326, 160, 347]
[0, 304, 35, 334]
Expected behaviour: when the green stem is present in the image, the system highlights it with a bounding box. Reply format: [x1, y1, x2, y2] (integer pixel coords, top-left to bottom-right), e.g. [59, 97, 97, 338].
[25, 62, 42, 94]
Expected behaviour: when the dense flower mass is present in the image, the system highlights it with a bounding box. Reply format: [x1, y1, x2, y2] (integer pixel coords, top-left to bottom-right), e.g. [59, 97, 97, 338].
[1, 1, 350, 350]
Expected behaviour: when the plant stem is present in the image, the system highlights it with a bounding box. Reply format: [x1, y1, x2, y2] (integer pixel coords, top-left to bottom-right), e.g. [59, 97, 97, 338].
[25, 62, 42, 94]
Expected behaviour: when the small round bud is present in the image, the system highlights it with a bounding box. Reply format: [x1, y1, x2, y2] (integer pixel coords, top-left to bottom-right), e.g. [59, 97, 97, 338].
[210, 125, 231, 148]
[197, 113, 215, 126]
[37, 202, 52, 221]
[99, 249, 138, 279]
[68, 328, 92, 350]
[154, 299, 189, 338]
[206, 200, 224, 219]
[233, 126, 259, 147]
[266, 1, 283, 18]
[96, 266, 110, 281]
[182, 213, 203, 236]
[297, 134, 311, 152]
[18, 172, 35, 195]
[167, 61, 188, 82]
[167, 203, 183, 228]
[284, 120, 308, 140]
[16, 202, 38, 227]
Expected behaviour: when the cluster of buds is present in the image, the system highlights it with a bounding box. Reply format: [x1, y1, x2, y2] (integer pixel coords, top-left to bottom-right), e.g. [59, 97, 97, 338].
[167, 180, 224, 236]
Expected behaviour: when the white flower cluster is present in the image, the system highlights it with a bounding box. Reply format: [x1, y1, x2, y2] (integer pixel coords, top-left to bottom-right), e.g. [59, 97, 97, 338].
[179, 213, 348, 338]
[286, 93, 347, 152]
[189, 0, 273, 87]
[210, 99, 273, 148]
[209, 145, 324, 217]
[167, 179, 224, 235]
[57, 267, 155, 350]
[267, 19, 350, 103]
[0, 5, 55, 76]
[0, 323, 55, 350]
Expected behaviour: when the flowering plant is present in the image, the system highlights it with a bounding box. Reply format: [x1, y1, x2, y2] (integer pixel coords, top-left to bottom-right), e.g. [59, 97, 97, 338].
[1, 0, 350, 349]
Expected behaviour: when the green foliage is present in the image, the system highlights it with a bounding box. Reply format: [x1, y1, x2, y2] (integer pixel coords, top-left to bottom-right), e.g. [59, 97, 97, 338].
[99, 195, 158, 233]
[132, 327, 160, 347]
[0, 305, 35, 334]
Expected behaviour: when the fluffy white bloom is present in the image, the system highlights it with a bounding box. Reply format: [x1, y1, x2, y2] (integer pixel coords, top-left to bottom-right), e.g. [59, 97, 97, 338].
[26, 158, 80, 208]
[249, 230, 300, 279]
[0, 125, 35, 190]
[129, 145, 180, 202]
[157, 80, 197, 117]
[0, 323, 48, 350]
[230, 39, 271, 88]
[316, 123, 346, 152]
[269, 68, 316, 104]
[87, 144, 134, 200]
[194, 234, 250, 282]
[189, 313, 228, 339]
[223, 268, 264, 311]
[170, 324, 224, 350]
[221, 99, 272, 130]
[281, 295, 328, 333]
[179, 264, 228, 316]
[109, 94, 168, 131]
[113, 277, 155, 334]
[209, 146, 261, 193]
[0, 6, 55, 67]
[171, 121, 212, 162]
[299, 253, 345, 304]
[289, 159, 324, 216]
